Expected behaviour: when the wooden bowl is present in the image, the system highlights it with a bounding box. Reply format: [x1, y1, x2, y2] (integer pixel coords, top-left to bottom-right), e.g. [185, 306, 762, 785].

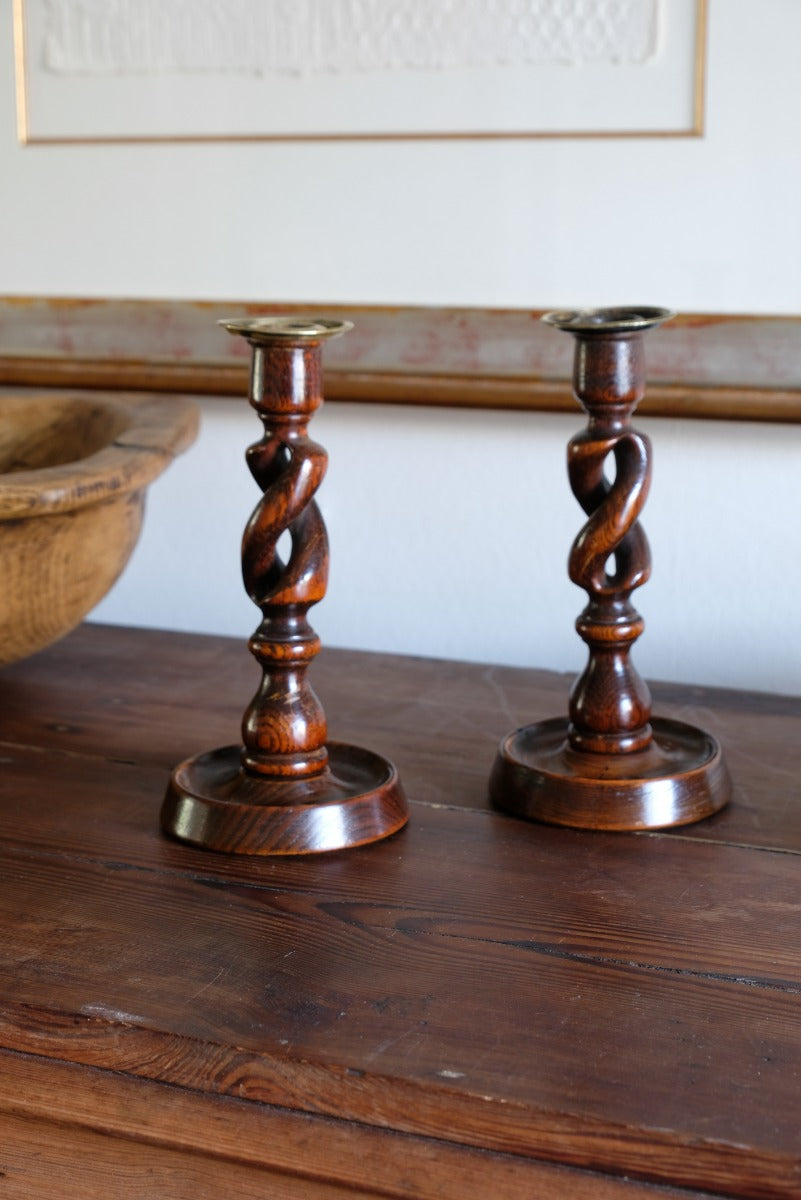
[0, 390, 198, 664]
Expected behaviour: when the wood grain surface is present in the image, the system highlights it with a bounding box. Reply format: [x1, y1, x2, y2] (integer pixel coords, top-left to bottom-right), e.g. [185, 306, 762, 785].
[0, 1052, 713, 1200]
[0, 624, 800, 1197]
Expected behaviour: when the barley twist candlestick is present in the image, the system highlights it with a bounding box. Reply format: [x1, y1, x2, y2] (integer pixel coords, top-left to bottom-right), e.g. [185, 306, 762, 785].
[489, 307, 731, 830]
[161, 316, 408, 854]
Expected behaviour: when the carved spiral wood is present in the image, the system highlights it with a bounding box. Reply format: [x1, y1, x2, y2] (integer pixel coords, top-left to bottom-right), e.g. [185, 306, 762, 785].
[565, 329, 654, 755]
[161, 315, 409, 855]
[488, 307, 731, 831]
[240, 341, 330, 779]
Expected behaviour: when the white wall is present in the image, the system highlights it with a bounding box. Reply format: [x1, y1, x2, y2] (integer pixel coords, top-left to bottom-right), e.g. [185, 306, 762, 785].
[88, 398, 801, 696]
[3, 3, 801, 693]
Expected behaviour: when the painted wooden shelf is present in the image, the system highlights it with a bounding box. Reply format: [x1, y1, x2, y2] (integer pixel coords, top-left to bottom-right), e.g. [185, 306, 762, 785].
[2, 296, 801, 421]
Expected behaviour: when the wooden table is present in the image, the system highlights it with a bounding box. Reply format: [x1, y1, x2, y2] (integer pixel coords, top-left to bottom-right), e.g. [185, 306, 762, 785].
[0, 623, 799, 1199]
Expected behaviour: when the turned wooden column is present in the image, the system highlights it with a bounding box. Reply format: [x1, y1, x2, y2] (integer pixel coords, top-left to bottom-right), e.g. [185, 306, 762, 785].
[161, 316, 408, 854]
[489, 307, 731, 831]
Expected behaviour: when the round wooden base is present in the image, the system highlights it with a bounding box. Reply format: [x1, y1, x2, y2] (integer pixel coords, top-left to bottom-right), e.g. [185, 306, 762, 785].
[161, 741, 409, 855]
[490, 716, 730, 831]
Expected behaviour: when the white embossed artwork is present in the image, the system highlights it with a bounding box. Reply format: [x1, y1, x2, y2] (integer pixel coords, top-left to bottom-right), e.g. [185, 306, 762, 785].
[15, 0, 704, 141]
[41, 0, 660, 75]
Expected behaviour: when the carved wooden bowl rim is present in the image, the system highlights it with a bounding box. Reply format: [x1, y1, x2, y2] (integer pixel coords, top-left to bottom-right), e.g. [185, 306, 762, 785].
[0, 391, 198, 519]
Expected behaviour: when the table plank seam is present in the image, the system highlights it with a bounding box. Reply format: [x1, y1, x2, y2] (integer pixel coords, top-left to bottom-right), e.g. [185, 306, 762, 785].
[0, 1011, 790, 1200]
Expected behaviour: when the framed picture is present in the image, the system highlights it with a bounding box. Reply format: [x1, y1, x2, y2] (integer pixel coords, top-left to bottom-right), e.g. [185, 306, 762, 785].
[14, 0, 706, 143]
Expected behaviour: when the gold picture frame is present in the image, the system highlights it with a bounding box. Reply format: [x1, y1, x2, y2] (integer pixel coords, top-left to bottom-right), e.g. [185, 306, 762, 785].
[14, 0, 706, 144]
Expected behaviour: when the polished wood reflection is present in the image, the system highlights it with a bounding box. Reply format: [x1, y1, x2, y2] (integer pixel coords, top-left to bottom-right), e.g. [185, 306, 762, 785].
[0, 623, 799, 1196]
[491, 309, 731, 829]
[161, 317, 408, 854]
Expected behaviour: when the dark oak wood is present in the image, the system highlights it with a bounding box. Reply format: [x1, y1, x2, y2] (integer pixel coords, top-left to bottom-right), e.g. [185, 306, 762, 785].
[0, 1053, 712, 1200]
[0, 623, 798, 849]
[161, 318, 407, 854]
[1, 623, 801, 1196]
[491, 308, 731, 830]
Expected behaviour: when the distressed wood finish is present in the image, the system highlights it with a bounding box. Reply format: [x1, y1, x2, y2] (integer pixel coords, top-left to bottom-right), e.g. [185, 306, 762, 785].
[0, 1054, 712, 1200]
[491, 309, 731, 829]
[0, 623, 800, 1197]
[2, 296, 801, 421]
[161, 318, 408, 854]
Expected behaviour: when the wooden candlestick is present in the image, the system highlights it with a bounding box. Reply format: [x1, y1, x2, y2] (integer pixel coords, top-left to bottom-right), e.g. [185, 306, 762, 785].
[161, 316, 408, 854]
[489, 307, 731, 830]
